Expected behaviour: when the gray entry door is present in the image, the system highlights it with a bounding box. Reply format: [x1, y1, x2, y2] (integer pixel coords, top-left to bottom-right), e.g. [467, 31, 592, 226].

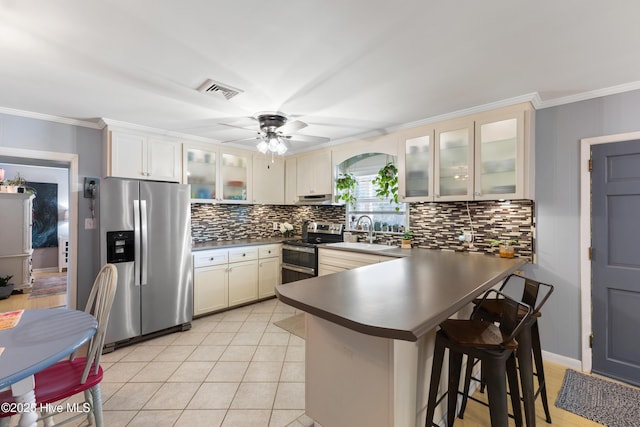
[592, 139, 640, 386]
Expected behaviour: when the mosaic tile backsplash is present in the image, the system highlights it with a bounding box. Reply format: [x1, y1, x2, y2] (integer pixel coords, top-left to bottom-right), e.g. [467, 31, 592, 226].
[191, 200, 534, 258]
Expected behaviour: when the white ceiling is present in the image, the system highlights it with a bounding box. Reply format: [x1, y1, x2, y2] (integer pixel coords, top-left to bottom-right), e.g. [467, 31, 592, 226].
[1, 1, 639, 153]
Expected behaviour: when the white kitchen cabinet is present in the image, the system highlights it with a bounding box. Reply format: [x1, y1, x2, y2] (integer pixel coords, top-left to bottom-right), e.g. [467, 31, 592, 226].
[252, 155, 284, 204]
[398, 103, 534, 202]
[192, 244, 278, 316]
[296, 150, 332, 196]
[318, 248, 395, 276]
[184, 145, 217, 200]
[183, 144, 254, 203]
[194, 263, 229, 316]
[221, 150, 252, 203]
[398, 126, 434, 202]
[434, 118, 475, 201]
[193, 249, 229, 316]
[258, 244, 281, 298]
[474, 105, 533, 200]
[105, 130, 181, 182]
[0, 193, 34, 291]
[285, 158, 298, 205]
[227, 247, 258, 306]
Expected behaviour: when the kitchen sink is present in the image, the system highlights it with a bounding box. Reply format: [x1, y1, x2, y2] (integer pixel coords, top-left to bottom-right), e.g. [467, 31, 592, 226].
[325, 242, 396, 251]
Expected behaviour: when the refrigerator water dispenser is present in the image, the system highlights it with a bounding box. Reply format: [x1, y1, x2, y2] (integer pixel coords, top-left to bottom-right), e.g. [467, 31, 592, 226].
[106, 230, 135, 263]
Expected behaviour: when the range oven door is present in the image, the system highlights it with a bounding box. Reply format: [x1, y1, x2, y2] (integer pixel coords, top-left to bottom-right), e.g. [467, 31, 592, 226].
[281, 244, 317, 284]
[282, 263, 315, 284]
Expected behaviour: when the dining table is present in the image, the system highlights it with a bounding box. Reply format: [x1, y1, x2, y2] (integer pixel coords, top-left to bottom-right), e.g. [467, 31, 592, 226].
[0, 308, 98, 427]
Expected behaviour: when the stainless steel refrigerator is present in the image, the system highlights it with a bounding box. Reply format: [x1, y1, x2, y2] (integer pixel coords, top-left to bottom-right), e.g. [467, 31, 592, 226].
[100, 178, 192, 347]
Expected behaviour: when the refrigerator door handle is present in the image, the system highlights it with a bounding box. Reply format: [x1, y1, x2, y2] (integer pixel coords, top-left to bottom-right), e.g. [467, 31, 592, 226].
[140, 199, 149, 286]
[133, 199, 141, 287]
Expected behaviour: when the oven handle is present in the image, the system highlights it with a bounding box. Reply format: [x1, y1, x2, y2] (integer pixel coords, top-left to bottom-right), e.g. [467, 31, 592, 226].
[282, 263, 316, 275]
[282, 244, 316, 254]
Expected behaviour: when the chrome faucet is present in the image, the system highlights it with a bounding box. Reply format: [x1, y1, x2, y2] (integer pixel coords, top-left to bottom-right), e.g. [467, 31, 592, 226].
[356, 215, 374, 244]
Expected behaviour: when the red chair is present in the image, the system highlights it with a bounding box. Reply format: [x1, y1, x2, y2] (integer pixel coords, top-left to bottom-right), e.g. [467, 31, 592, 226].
[0, 264, 117, 427]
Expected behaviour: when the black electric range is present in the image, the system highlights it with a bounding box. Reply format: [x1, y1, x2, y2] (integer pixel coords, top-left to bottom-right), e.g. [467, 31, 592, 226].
[281, 222, 343, 283]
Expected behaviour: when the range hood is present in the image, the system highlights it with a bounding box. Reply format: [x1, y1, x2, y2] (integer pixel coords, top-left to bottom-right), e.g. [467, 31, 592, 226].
[296, 194, 333, 205]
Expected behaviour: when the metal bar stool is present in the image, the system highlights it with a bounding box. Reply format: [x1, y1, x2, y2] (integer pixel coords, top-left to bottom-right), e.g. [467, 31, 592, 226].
[459, 274, 554, 427]
[425, 289, 533, 427]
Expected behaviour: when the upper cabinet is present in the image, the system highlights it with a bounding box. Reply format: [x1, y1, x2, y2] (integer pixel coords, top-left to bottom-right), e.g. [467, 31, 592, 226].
[398, 103, 534, 202]
[474, 107, 530, 200]
[398, 126, 434, 202]
[221, 150, 252, 203]
[184, 145, 217, 200]
[296, 150, 332, 196]
[434, 118, 474, 201]
[284, 158, 297, 205]
[104, 130, 182, 182]
[183, 143, 253, 203]
[252, 155, 284, 204]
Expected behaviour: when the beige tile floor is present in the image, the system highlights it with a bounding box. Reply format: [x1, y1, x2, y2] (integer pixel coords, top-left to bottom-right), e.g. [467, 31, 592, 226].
[5, 298, 314, 427]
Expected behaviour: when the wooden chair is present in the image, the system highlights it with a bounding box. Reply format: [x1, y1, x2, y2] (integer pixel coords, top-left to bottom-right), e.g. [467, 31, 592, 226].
[459, 274, 554, 426]
[0, 264, 117, 427]
[425, 289, 533, 427]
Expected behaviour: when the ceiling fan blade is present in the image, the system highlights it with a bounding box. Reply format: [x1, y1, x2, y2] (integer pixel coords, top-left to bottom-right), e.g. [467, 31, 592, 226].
[222, 135, 261, 144]
[285, 134, 330, 144]
[279, 120, 307, 133]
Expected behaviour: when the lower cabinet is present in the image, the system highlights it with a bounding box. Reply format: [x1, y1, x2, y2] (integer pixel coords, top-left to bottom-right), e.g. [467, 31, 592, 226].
[318, 248, 395, 276]
[228, 258, 259, 307]
[194, 263, 229, 316]
[193, 244, 281, 316]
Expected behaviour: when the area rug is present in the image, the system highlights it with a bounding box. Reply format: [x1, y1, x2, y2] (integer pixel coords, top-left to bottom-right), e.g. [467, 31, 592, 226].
[555, 369, 640, 427]
[274, 313, 306, 339]
[28, 273, 67, 299]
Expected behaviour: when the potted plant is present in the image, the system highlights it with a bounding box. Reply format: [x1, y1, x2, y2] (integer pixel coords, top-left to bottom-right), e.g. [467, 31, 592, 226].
[5, 173, 27, 193]
[0, 275, 14, 299]
[401, 230, 414, 249]
[335, 173, 358, 208]
[488, 239, 518, 258]
[372, 162, 400, 211]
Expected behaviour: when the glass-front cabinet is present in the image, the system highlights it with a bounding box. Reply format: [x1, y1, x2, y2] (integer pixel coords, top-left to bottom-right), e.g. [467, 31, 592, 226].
[397, 103, 533, 202]
[221, 152, 249, 202]
[184, 146, 217, 200]
[398, 126, 434, 202]
[474, 108, 526, 200]
[183, 144, 252, 203]
[434, 119, 474, 201]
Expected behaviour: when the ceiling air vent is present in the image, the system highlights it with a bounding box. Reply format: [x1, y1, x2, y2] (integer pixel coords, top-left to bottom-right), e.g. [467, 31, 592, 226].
[197, 79, 243, 100]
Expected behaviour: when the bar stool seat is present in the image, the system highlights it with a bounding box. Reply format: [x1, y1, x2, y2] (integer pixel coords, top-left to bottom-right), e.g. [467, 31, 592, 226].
[459, 274, 554, 427]
[425, 290, 533, 427]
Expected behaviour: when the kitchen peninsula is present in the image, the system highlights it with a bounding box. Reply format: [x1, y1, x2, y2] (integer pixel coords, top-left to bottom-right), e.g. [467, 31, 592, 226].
[276, 248, 527, 427]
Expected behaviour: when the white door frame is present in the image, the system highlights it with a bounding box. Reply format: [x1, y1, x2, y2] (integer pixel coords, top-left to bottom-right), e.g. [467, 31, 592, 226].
[579, 130, 640, 372]
[0, 147, 79, 309]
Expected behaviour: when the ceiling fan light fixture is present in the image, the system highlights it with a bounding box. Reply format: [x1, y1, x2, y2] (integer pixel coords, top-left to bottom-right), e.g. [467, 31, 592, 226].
[268, 135, 279, 151]
[276, 142, 288, 155]
[256, 140, 269, 154]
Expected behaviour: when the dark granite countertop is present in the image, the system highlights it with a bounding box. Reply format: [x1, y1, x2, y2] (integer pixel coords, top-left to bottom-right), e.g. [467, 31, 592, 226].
[192, 237, 289, 251]
[276, 249, 526, 342]
[317, 243, 411, 258]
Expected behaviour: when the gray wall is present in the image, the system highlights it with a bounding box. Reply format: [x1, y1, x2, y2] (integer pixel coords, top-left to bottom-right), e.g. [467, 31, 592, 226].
[0, 113, 102, 307]
[525, 89, 640, 360]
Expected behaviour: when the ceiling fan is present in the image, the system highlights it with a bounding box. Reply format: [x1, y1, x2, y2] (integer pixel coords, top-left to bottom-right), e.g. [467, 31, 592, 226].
[222, 112, 330, 155]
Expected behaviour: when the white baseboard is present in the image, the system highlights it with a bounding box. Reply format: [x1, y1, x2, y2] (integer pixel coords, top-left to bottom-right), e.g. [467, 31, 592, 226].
[542, 350, 582, 371]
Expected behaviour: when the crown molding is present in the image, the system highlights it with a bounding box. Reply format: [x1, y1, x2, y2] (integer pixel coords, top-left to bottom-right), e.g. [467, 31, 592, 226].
[0, 106, 102, 129]
[99, 118, 221, 144]
[536, 80, 640, 109]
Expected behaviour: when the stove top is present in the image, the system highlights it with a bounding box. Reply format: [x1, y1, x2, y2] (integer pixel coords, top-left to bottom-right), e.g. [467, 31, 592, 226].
[284, 222, 344, 247]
